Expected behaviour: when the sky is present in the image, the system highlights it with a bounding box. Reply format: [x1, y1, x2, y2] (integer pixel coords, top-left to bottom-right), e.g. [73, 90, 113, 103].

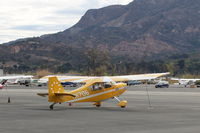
[0, 0, 133, 44]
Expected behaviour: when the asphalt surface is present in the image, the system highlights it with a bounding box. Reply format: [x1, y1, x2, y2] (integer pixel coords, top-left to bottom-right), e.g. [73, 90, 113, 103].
[1, 85, 200, 133]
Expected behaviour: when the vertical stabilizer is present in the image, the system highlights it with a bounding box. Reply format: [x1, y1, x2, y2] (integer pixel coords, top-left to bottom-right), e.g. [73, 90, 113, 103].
[48, 77, 65, 102]
[48, 77, 65, 94]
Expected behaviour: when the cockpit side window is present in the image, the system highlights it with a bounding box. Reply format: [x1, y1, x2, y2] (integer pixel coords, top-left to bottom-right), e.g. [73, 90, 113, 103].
[90, 83, 104, 91]
[90, 82, 113, 91]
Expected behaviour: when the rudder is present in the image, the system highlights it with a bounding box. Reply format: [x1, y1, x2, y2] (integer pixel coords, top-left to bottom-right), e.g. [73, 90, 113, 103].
[48, 77, 65, 103]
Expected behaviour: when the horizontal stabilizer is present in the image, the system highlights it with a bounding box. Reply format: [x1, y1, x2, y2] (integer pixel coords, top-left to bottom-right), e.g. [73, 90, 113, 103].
[37, 93, 48, 97]
[54, 92, 76, 97]
[37, 92, 75, 97]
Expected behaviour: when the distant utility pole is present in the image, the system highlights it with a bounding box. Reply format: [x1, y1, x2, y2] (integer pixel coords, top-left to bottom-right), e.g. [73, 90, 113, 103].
[0, 69, 3, 76]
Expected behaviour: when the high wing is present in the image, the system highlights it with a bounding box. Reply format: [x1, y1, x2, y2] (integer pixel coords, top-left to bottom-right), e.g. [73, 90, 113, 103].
[171, 78, 200, 85]
[105, 72, 170, 82]
[38, 75, 96, 83]
[171, 78, 200, 82]
[0, 75, 33, 80]
[39, 72, 170, 83]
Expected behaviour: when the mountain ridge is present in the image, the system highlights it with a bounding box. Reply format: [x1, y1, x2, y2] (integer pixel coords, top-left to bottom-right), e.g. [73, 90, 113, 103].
[0, 0, 200, 74]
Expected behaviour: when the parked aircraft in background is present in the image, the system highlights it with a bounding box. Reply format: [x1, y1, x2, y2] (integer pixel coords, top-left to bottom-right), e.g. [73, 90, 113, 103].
[0, 75, 33, 85]
[0, 75, 33, 103]
[37, 72, 169, 110]
[171, 78, 200, 86]
[0, 79, 8, 89]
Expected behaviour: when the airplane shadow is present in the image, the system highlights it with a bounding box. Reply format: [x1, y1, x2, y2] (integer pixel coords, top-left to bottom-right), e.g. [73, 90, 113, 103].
[26, 106, 154, 113]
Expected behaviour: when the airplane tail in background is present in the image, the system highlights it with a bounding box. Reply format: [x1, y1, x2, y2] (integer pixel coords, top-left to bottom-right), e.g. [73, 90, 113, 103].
[0, 79, 7, 85]
[0, 79, 7, 89]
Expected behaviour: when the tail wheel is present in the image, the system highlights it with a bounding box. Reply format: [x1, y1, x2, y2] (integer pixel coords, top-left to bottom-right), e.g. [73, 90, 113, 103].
[49, 103, 57, 110]
[96, 104, 101, 107]
[93, 102, 101, 107]
[50, 105, 54, 110]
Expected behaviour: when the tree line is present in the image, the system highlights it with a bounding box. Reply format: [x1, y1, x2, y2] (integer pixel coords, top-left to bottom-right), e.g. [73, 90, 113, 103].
[1, 49, 200, 77]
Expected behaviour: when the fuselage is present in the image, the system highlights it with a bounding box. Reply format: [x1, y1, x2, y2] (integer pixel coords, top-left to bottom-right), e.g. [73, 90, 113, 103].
[60, 83, 127, 103]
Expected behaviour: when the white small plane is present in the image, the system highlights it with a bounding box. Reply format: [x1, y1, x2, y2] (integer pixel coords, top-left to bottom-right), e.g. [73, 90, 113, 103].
[0, 75, 33, 85]
[171, 78, 200, 86]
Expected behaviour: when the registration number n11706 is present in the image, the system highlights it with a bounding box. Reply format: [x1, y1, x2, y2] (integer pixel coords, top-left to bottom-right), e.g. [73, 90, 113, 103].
[75, 90, 89, 98]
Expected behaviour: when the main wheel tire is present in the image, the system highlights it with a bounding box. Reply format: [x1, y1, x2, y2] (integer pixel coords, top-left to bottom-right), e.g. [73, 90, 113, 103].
[96, 104, 101, 107]
[121, 106, 126, 108]
[50, 105, 54, 110]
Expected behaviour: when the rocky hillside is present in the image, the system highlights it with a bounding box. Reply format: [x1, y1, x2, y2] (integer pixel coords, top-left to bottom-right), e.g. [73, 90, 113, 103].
[0, 0, 200, 74]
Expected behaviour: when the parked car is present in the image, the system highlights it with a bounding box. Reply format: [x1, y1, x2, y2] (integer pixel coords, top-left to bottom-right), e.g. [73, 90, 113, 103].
[127, 80, 142, 86]
[155, 81, 169, 88]
[18, 79, 31, 86]
[19, 79, 47, 87]
[37, 82, 47, 87]
[195, 80, 200, 88]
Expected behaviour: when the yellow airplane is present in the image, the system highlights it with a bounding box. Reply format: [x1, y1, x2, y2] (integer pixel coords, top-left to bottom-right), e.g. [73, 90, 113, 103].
[37, 72, 169, 110]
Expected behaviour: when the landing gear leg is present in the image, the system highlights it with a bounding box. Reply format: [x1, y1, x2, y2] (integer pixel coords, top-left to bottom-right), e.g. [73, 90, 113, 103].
[69, 103, 72, 106]
[114, 96, 127, 108]
[49, 103, 57, 110]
